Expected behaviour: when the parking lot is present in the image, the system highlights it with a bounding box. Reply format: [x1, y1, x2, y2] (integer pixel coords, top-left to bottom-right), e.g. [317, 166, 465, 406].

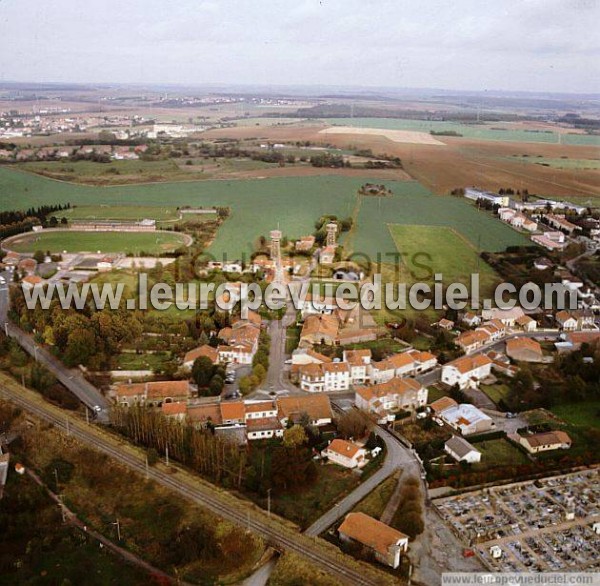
[435, 469, 600, 572]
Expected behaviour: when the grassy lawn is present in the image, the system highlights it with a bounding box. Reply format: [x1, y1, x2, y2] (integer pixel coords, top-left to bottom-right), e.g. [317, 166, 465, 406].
[550, 400, 600, 429]
[352, 474, 399, 519]
[268, 552, 343, 586]
[349, 181, 527, 262]
[480, 383, 511, 407]
[343, 336, 409, 354]
[7, 230, 187, 254]
[271, 464, 360, 529]
[114, 352, 170, 371]
[323, 118, 600, 146]
[427, 385, 450, 403]
[396, 420, 451, 445]
[472, 438, 529, 469]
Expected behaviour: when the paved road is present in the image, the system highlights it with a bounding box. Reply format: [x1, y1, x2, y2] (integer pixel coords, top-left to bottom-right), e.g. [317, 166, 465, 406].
[0, 377, 390, 586]
[0, 273, 110, 422]
[304, 401, 421, 537]
[240, 556, 278, 586]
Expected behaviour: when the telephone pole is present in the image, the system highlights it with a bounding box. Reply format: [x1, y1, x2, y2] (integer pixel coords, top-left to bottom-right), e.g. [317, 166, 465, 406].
[112, 518, 121, 541]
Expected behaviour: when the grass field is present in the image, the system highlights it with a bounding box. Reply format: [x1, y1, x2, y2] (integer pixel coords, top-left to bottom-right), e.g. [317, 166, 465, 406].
[550, 400, 600, 429]
[472, 438, 529, 468]
[388, 224, 500, 289]
[322, 118, 600, 146]
[480, 383, 512, 407]
[62, 204, 182, 222]
[115, 352, 171, 371]
[352, 474, 399, 519]
[0, 169, 527, 260]
[512, 156, 600, 170]
[7, 230, 187, 254]
[270, 465, 360, 529]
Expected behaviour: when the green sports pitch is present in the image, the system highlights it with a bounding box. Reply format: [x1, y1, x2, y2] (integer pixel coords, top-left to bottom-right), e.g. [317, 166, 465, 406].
[7, 230, 188, 255]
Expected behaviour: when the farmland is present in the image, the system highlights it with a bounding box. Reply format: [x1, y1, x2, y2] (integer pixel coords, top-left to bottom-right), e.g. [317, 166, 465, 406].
[508, 155, 600, 170]
[6, 230, 188, 254]
[203, 122, 600, 198]
[346, 181, 528, 260]
[14, 157, 280, 185]
[0, 168, 527, 260]
[321, 118, 600, 146]
[388, 224, 500, 290]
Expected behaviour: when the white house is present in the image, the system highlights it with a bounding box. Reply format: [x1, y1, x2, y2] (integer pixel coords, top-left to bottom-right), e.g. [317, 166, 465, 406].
[445, 436, 482, 463]
[298, 361, 351, 392]
[322, 439, 367, 469]
[342, 349, 372, 385]
[244, 400, 278, 421]
[441, 355, 493, 390]
[246, 418, 284, 441]
[516, 430, 572, 454]
[555, 310, 578, 331]
[516, 315, 537, 332]
[439, 403, 495, 436]
[322, 362, 351, 391]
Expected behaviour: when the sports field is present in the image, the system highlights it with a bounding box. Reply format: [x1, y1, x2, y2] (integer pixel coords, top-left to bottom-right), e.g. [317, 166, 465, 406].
[0, 168, 527, 260]
[7, 230, 188, 254]
[388, 224, 500, 289]
[322, 118, 600, 146]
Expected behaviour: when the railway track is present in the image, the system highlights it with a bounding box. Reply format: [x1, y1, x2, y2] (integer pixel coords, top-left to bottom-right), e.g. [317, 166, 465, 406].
[0, 382, 390, 586]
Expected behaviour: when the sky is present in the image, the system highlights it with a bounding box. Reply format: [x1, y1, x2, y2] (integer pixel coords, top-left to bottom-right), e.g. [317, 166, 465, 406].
[0, 0, 599, 93]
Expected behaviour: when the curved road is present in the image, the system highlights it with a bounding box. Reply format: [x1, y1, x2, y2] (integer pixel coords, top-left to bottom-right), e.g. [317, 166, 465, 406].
[305, 411, 420, 536]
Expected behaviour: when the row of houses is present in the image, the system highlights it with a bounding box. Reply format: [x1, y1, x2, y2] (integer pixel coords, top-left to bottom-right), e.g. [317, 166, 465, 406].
[291, 348, 437, 393]
[164, 394, 334, 443]
[113, 385, 334, 444]
[498, 207, 538, 232]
